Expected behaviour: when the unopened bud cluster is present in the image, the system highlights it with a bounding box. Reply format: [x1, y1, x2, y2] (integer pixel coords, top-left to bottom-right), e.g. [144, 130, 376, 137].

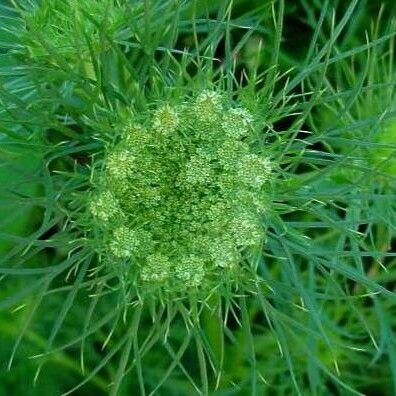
[89, 91, 271, 290]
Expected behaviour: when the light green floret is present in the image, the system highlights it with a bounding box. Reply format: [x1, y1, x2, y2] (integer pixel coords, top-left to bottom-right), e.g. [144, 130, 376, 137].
[217, 140, 250, 170]
[110, 226, 138, 258]
[175, 255, 205, 286]
[183, 155, 214, 186]
[194, 90, 222, 125]
[90, 191, 119, 222]
[152, 104, 179, 134]
[89, 91, 272, 291]
[237, 154, 271, 187]
[207, 238, 240, 269]
[141, 254, 172, 282]
[110, 226, 153, 259]
[106, 150, 135, 181]
[229, 211, 263, 246]
[222, 107, 254, 139]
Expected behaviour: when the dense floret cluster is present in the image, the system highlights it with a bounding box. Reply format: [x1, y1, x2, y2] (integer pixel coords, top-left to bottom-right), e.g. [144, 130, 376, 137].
[89, 91, 271, 289]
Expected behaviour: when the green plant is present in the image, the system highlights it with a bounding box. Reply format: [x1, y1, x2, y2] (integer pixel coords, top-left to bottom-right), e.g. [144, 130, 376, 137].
[87, 91, 271, 291]
[314, 10, 396, 186]
[1, 1, 395, 395]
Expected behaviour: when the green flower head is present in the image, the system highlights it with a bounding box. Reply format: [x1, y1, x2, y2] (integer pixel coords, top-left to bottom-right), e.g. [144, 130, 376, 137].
[89, 91, 272, 293]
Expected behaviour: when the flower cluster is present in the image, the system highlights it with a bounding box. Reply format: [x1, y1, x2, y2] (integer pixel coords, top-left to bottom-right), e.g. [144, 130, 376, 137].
[89, 91, 271, 290]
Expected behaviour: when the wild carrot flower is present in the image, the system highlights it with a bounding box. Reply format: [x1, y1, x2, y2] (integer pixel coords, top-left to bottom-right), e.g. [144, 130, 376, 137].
[89, 91, 271, 291]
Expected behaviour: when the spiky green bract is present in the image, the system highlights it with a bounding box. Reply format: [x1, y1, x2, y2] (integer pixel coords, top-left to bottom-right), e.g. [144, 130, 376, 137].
[88, 91, 270, 293]
[23, 0, 128, 60]
[312, 13, 396, 189]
